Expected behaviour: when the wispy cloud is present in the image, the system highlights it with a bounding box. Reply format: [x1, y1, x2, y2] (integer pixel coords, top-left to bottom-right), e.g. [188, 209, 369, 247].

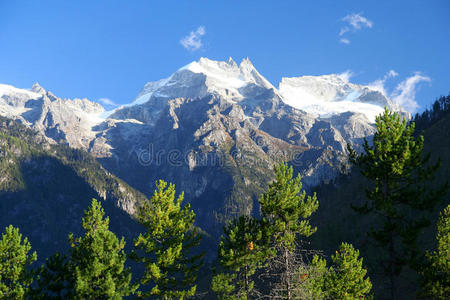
[391, 73, 431, 113]
[339, 13, 373, 44]
[368, 70, 430, 113]
[180, 26, 206, 51]
[368, 70, 399, 96]
[339, 27, 349, 36]
[338, 70, 354, 82]
[98, 98, 117, 106]
[342, 13, 373, 31]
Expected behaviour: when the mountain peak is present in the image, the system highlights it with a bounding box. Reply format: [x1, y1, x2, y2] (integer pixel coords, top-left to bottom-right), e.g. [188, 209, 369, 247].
[130, 57, 277, 107]
[239, 57, 275, 90]
[240, 57, 253, 68]
[184, 57, 239, 73]
[278, 73, 398, 121]
[178, 57, 270, 89]
[31, 82, 46, 94]
[239, 57, 256, 75]
[129, 57, 405, 121]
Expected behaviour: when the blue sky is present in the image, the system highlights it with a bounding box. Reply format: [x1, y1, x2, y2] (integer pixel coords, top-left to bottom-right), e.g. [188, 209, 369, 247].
[0, 0, 449, 112]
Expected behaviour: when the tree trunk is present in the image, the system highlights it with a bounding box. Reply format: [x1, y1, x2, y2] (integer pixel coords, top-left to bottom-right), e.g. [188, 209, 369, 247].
[385, 177, 396, 300]
[284, 247, 291, 300]
[389, 230, 396, 300]
[245, 264, 249, 298]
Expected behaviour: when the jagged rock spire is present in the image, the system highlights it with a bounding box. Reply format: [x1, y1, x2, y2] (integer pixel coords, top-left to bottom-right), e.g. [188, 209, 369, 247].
[31, 82, 46, 94]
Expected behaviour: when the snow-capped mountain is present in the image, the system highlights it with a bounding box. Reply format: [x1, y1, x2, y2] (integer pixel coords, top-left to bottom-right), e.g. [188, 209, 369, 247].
[279, 74, 400, 121]
[0, 82, 105, 149]
[131, 57, 276, 106]
[0, 57, 406, 238]
[127, 58, 403, 122]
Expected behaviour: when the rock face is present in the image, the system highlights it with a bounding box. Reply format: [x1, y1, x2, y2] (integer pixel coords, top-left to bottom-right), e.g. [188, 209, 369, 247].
[0, 83, 105, 150]
[0, 57, 406, 237]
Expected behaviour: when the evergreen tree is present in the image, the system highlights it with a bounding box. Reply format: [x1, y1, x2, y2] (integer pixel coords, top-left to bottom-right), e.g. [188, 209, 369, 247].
[211, 273, 240, 300]
[259, 162, 319, 300]
[413, 94, 450, 131]
[419, 204, 450, 299]
[0, 225, 37, 299]
[132, 180, 203, 299]
[295, 254, 328, 299]
[31, 253, 73, 299]
[211, 216, 272, 299]
[323, 243, 372, 299]
[68, 199, 137, 299]
[347, 108, 448, 299]
[300, 244, 372, 300]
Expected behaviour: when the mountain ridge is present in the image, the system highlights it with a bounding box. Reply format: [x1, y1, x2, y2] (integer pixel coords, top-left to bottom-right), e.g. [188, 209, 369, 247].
[0, 57, 405, 133]
[0, 57, 409, 242]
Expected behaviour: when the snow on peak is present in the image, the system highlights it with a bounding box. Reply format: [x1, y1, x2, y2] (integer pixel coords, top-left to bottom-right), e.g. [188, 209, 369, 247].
[31, 82, 46, 94]
[0, 83, 107, 128]
[239, 57, 275, 89]
[132, 57, 276, 106]
[181, 57, 245, 90]
[179, 56, 273, 89]
[126, 57, 405, 122]
[279, 74, 395, 122]
[132, 77, 173, 105]
[279, 74, 359, 103]
[185, 56, 274, 90]
[0, 83, 42, 100]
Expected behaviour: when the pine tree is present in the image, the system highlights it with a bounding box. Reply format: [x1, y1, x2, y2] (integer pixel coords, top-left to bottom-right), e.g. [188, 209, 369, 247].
[295, 254, 328, 299]
[323, 243, 372, 299]
[211, 273, 240, 300]
[31, 253, 73, 299]
[347, 108, 448, 299]
[259, 162, 319, 300]
[419, 204, 450, 299]
[0, 225, 37, 299]
[299, 244, 372, 300]
[211, 216, 273, 299]
[132, 180, 203, 299]
[68, 199, 137, 299]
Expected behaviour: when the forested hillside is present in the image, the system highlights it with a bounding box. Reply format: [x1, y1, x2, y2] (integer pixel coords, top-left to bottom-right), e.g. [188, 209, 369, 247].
[310, 97, 450, 298]
[0, 116, 147, 261]
[0, 100, 448, 298]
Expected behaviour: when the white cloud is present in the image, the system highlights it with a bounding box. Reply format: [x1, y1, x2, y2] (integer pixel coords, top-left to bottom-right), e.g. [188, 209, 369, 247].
[339, 27, 349, 36]
[180, 26, 206, 51]
[368, 69, 399, 96]
[342, 13, 373, 31]
[391, 73, 431, 113]
[368, 70, 430, 112]
[338, 70, 354, 82]
[339, 13, 373, 44]
[98, 98, 117, 106]
[387, 70, 399, 78]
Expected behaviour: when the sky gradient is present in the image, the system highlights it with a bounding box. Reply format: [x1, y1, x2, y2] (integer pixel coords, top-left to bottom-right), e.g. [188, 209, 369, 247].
[0, 0, 449, 112]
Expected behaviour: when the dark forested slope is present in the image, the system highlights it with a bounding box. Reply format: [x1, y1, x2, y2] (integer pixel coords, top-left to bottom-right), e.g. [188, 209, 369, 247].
[309, 103, 450, 298]
[0, 117, 147, 261]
